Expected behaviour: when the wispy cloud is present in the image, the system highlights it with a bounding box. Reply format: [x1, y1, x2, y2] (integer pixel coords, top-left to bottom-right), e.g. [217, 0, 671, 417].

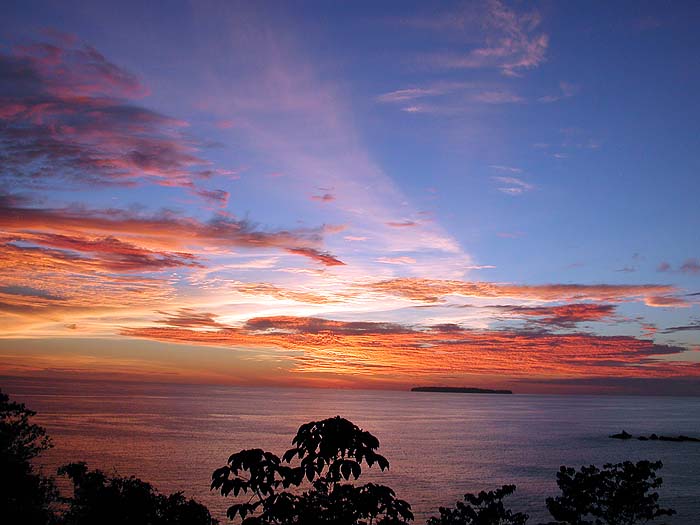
[492, 176, 534, 195]
[385, 220, 419, 228]
[488, 165, 522, 173]
[473, 90, 524, 104]
[376, 256, 417, 265]
[414, 0, 549, 76]
[367, 278, 684, 306]
[538, 81, 579, 103]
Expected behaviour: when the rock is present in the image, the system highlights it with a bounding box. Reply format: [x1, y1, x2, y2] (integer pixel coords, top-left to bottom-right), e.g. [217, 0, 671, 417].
[610, 430, 633, 440]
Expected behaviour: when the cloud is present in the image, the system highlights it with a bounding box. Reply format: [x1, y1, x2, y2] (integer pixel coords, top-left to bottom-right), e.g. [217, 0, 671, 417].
[385, 220, 418, 228]
[660, 321, 700, 334]
[194, 189, 230, 207]
[4, 232, 201, 272]
[311, 193, 335, 203]
[284, 248, 345, 266]
[417, 0, 548, 76]
[156, 308, 226, 329]
[644, 295, 691, 308]
[376, 256, 417, 265]
[0, 196, 341, 265]
[123, 314, 700, 383]
[681, 258, 700, 274]
[473, 90, 523, 104]
[657, 261, 671, 272]
[488, 165, 522, 173]
[0, 189, 344, 329]
[497, 303, 617, 328]
[233, 282, 339, 304]
[0, 285, 64, 301]
[376, 86, 450, 103]
[491, 176, 533, 195]
[538, 81, 579, 103]
[366, 278, 680, 305]
[0, 36, 228, 203]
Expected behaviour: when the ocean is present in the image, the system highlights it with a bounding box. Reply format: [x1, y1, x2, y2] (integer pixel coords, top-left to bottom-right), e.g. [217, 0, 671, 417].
[4, 377, 700, 524]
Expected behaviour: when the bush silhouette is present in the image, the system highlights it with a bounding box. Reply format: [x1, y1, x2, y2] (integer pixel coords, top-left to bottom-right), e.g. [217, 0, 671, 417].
[0, 389, 58, 525]
[426, 485, 528, 525]
[212, 415, 413, 525]
[59, 461, 217, 525]
[545, 460, 675, 525]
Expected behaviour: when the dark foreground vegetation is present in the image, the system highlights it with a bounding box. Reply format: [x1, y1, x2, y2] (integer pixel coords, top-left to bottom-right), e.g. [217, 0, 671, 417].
[1, 389, 678, 525]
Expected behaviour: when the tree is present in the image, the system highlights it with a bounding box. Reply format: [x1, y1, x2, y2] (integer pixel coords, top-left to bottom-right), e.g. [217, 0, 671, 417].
[0, 389, 58, 525]
[59, 461, 218, 525]
[426, 485, 528, 525]
[211, 416, 413, 525]
[545, 460, 675, 525]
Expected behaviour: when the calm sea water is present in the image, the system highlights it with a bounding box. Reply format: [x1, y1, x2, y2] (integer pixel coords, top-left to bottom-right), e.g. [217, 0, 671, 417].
[4, 377, 700, 524]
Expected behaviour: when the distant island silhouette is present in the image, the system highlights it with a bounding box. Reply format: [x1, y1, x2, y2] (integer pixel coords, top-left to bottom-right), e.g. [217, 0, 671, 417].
[610, 430, 700, 442]
[411, 386, 513, 394]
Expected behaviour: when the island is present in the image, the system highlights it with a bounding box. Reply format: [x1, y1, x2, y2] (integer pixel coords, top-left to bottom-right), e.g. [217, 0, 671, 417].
[411, 386, 513, 394]
[609, 430, 700, 442]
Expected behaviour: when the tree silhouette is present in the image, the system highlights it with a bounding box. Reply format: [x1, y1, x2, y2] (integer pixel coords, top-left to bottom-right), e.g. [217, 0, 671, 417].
[212, 416, 413, 525]
[545, 460, 675, 525]
[0, 389, 58, 525]
[426, 485, 528, 525]
[59, 462, 217, 525]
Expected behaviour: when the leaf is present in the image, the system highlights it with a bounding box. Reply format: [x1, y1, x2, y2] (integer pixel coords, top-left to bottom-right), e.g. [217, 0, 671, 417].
[350, 460, 361, 480]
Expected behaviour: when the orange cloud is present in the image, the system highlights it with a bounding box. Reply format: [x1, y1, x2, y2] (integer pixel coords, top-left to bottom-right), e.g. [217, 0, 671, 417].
[233, 282, 340, 304]
[498, 303, 617, 327]
[0, 196, 341, 265]
[367, 278, 682, 305]
[122, 315, 700, 385]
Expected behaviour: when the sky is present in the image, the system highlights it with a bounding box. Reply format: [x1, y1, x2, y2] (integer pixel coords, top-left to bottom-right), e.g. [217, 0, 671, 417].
[1, 0, 699, 394]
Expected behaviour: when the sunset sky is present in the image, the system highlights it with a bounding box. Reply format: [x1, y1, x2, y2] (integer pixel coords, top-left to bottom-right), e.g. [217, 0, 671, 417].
[1, 0, 699, 393]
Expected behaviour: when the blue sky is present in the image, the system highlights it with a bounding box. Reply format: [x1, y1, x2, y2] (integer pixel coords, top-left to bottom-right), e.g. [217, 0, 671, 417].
[1, 1, 699, 392]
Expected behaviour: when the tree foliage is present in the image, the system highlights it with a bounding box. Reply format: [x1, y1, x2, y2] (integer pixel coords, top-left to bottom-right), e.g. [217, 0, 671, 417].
[59, 461, 218, 525]
[0, 389, 58, 525]
[426, 485, 528, 525]
[545, 460, 675, 525]
[212, 416, 413, 525]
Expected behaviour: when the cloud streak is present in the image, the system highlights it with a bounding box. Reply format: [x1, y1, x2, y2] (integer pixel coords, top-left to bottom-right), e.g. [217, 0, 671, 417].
[367, 278, 683, 306]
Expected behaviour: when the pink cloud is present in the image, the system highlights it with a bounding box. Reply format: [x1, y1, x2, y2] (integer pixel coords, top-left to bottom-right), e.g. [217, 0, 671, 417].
[376, 256, 417, 265]
[681, 258, 700, 274]
[311, 193, 335, 203]
[0, 36, 229, 205]
[417, 0, 549, 76]
[385, 220, 418, 228]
